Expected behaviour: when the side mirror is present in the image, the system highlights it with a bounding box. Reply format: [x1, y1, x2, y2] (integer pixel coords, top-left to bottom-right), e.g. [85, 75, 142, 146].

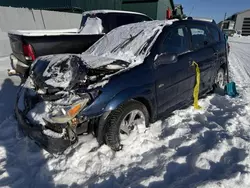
[155, 53, 178, 66]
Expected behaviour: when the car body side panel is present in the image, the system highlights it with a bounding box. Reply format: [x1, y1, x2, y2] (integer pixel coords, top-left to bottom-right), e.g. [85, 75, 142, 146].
[188, 47, 215, 92]
[81, 61, 156, 119]
[155, 52, 195, 115]
[151, 23, 195, 115]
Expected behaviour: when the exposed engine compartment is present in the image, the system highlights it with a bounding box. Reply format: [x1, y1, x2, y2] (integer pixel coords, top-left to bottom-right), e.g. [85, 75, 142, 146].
[30, 54, 129, 93]
[17, 53, 129, 145]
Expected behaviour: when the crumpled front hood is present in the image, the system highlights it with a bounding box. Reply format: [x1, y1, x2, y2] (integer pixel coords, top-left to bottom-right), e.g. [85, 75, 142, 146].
[30, 53, 129, 91]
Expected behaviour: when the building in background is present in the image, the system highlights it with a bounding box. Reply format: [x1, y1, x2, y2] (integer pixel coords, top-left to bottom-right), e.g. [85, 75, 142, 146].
[173, 4, 185, 19]
[0, 0, 122, 13]
[0, 0, 184, 20]
[122, 0, 176, 20]
[220, 9, 250, 36]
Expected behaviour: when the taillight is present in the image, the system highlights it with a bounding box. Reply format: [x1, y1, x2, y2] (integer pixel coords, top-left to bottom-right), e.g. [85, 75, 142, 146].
[23, 44, 35, 61]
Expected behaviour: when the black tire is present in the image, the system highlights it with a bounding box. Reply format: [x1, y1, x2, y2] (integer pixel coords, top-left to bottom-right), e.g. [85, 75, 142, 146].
[104, 100, 149, 151]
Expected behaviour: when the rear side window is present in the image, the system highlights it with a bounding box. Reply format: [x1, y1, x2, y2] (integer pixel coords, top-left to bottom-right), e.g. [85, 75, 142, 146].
[134, 14, 152, 22]
[189, 25, 212, 50]
[209, 26, 220, 43]
[160, 27, 189, 55]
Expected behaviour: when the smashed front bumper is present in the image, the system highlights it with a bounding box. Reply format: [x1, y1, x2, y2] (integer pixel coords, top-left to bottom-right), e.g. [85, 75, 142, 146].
[15, 85, 79, 154]
[15, 106, 76, 154]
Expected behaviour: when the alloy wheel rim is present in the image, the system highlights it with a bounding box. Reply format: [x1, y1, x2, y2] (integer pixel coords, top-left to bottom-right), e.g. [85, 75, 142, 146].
[216, 71, 225, 88]
[119, 109, 146, 141]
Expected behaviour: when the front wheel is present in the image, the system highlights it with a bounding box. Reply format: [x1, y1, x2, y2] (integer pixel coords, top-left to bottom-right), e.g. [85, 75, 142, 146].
[104, 100, 149, 151]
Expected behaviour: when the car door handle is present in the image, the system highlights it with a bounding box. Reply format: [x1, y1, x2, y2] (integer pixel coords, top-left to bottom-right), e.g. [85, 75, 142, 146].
[188, 59, 193, 67]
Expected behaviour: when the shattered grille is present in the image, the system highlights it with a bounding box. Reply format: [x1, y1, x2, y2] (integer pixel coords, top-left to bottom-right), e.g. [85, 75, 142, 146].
[45, 123, 63, 133]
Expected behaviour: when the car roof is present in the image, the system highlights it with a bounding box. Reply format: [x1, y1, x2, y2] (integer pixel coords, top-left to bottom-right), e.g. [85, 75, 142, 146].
[114, 18, 216, 31]
[83, 10, 150, 17]
[186, 17, 216, 23]
[116, 19, 178, 30]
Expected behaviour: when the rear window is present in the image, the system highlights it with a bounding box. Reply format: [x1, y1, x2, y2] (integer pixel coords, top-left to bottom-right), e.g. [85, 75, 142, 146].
[111, 13, 152, 29]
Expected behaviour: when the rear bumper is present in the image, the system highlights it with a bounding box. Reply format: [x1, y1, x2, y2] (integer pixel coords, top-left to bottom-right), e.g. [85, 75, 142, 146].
[15, 105, 75, 154]
[10, 54, 30, 76]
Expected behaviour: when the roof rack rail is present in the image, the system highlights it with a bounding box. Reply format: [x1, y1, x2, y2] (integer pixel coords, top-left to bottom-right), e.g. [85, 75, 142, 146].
[185, 17, 216, 24]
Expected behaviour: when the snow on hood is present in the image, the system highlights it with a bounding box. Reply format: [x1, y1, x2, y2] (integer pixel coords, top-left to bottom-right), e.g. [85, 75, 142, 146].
[86, 20, 176, 66]
[31, 53, 128, 90]
[79, 52, 126, 68]
[31, 54, 87, 90]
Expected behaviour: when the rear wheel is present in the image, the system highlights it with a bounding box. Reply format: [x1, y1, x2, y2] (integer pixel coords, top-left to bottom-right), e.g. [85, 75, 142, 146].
[104, 100, 149, 151]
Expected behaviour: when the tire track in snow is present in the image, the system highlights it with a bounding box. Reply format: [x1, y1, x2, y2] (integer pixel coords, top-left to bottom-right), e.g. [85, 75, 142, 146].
[228, 41, 250, 101]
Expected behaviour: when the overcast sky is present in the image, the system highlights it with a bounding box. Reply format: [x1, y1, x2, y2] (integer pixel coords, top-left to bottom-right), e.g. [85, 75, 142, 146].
[176, 0, 250, 23]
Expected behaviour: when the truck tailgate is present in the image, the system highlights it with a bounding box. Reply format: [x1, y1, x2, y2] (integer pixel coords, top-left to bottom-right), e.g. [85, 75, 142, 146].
[8, 34, 26, 62]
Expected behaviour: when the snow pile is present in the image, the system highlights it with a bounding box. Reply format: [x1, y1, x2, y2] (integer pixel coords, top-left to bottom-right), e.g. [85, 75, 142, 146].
[1, 36, 250, 187]
[79, 17, 103, 34]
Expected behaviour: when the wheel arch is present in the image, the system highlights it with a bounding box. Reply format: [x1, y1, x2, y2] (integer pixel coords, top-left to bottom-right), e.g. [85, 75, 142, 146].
[96, 88, 156, 146]
[103, 87, 155, 120]
[133, 97, 154, 122]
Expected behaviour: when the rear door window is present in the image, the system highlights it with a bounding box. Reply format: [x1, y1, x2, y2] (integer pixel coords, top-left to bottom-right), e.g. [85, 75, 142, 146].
[189, 25, 212, 50]
[159, 26, 190, 55]
[208, 26, 220, 43]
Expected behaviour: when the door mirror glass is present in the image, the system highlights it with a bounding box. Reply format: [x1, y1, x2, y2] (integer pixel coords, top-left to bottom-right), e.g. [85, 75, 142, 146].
[155, 53, 178, 66]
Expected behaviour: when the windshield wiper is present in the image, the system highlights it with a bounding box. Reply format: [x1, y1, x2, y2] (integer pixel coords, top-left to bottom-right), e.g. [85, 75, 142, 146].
[111, 30, 144, 53]
[135, 30, 159, 56]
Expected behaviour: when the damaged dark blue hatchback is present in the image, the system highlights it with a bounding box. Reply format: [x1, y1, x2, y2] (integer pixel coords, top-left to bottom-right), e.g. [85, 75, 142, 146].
[15, 19, 228, 154]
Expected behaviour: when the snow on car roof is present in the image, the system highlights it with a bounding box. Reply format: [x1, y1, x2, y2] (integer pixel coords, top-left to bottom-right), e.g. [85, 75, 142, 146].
[83, 9, 149, 17]
[86, 20, 176, 68]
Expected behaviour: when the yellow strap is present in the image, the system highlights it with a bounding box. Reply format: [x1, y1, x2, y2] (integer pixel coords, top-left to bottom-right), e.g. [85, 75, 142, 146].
[192, 61, 202, 109]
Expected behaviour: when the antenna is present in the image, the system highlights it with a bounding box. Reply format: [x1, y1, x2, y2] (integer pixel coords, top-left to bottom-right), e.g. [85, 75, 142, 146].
[189, 6, 195, 16]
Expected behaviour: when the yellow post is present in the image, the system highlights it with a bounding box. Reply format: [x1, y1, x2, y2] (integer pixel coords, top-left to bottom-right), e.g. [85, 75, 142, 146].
[192, 61, 202, 110]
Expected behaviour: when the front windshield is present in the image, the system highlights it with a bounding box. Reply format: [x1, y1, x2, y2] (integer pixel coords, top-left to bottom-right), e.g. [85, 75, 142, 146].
[86, 21, 165, 60]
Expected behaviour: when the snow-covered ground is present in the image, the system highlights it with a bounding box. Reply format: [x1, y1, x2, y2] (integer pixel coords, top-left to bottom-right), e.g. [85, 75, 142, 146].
[1, 37, 250, 188]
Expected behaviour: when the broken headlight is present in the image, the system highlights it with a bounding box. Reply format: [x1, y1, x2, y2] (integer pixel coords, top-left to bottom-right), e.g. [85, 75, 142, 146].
[44, 99, 89, 124]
